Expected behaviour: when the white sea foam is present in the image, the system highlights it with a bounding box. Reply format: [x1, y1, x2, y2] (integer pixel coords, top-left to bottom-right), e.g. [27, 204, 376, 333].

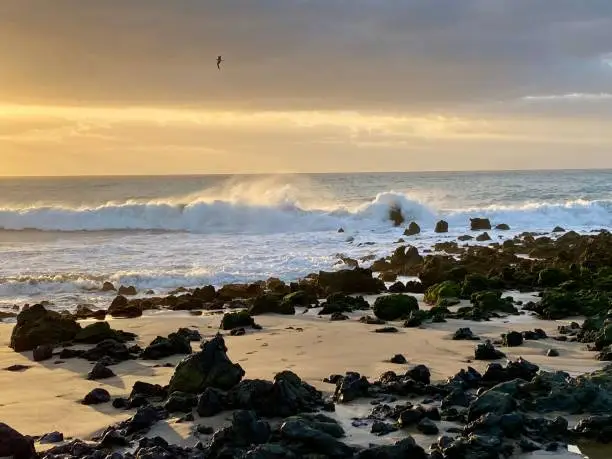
[0, 192, 610, 233]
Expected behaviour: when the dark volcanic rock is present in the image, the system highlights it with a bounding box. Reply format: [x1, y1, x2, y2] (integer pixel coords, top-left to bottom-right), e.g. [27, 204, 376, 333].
[197, 387, 225, 417]
[475, 341, 506, 360]
[118, 285, 137, 296]
[355, 437, 427, 459]
[319, 293, 369, 315]
[220, 310, 257, 330]
[373, 294, 418, 320]
[333, 372, 371, 403]
[87, 362, 116, 380]
[39, 431, 64, 444]
[141, 333, 192, 360]
[435, 220, 449, 233]
[471, 218, 492, 231]
[101, 281, 116, 291]
[82, 339, 133, 362]
[249, 293, 295, 316]
[390, 354, 407, 364]
[228, 371, 325, 417]
[404, 222, 421, 236]
[476, 232, 492, 242]
[73, 321, 136, 344]
[0, 423, 35, 459]
[164, 391, 197, 413]
[317, 268, 385, 294]
[176, 327, 202, 342]
[82, 388, 111, 405]
[280, 417, 353, 457]
[388, 281, 406, 293]
[10, 304, 81, 352]
[453, 327, 479, 340]
[502, 331, 524, 347]
[406, 364, 431, 385]
[108, 295, 142, 318]
[168, 334, 244, 393]
[33, 343, 54, 362]
[547, 348, 560, 357]
[417, 417, 439, 435]
[496, 223, 511, 230]
[468, 388, 517, 422]
[388, 204, 405, 227]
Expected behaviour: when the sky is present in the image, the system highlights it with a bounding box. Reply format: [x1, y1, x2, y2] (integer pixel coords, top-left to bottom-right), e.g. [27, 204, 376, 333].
[1, 0, 612, 175]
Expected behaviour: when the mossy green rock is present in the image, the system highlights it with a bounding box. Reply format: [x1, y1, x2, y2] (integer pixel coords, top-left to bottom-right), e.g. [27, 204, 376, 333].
[538, 268, 571, 288]
[248, 293, 294, 316]
[373, 294, 419, 321]
[10, 304, 81, 352]
[471, 291, 516, 313]
[168, 335, 245, 393]
[424, 281, 461, 305]
[281, 291, 318, 308]
[461, 274, 499, 297]
[220, 311, 256, 330]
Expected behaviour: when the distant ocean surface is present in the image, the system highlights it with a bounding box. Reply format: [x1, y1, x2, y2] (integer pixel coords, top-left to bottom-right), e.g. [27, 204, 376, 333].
[1, 170, 611, 312]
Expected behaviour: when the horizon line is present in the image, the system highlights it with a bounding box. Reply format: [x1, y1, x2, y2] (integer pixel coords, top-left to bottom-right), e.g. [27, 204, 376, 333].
[0, 167, 611, 179]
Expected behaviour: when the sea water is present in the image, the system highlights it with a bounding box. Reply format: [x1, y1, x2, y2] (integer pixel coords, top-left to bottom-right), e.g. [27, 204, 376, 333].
[1, 170, 611, 312]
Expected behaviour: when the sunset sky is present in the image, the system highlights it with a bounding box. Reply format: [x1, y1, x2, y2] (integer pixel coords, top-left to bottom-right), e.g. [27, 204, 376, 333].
[1, 1, 612, 175]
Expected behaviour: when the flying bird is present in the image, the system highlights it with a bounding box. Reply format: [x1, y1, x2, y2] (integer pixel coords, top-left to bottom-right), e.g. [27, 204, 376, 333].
[216, 55, 223, 70]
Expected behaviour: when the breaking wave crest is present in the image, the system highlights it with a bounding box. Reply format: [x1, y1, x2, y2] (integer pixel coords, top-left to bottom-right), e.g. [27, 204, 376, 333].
[0, 192, 611, 234]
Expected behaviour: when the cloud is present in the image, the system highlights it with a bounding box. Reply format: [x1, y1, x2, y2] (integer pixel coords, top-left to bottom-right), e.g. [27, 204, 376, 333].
[1, 0, 612, 112]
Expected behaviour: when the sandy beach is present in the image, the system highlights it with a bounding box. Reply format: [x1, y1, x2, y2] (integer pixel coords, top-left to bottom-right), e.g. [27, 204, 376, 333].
[1, 299, 607, 456]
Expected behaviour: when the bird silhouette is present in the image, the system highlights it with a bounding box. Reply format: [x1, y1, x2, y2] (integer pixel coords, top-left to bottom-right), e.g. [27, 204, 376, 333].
[216, 55, 223, 70]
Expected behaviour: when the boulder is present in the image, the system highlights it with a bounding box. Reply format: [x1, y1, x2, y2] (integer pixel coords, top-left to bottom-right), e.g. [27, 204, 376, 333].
[471, 218, 492, 231]
[82, 388, 111, 405]
[74, 321, 136, 344]
[280, 418, 354, 457]
[218, 283, 263, 301]
[333, 372, 371, 403]
[476, 232, 492, 242]
[168, 334, 244, 393]
[317, 268, 385, 294]
[453, 327, 479, 341]
[390, 354, 407, 364]
[87, 362, 116, 380]
[388, 281, 406, 293]
[141, 333, 192, 360]
[318, 293, 369, 315]
[388, 205, 404, 227]
[424, 281, 461, 305]
[434, 220, 449, 233]
[10, 304, 81, 352]
[354, 438, 427, 459]
[39, 431, 64, 444]
[537, 268, 570, 288]
[74, 304, 106, 320]
[249, 293, 295, 315]
[404, 222, 421, 236]
[406, 364, 431, 384]
[475, 341, 506, 360]
[468, 387, 517, 422]
[33, 343, 54, 362]
[281, 290, 318, 308]
[228, 371, 325, 417]
[117, 285, 137, 296]
[108, 295, 142, 318]
[82, 339, 133, 362]
[176, 327, 202, 342]
[221, 311, 257, 330]
[101, 281, 116, 291]
[164, 391, 197, 413]
[197, 387, 225, 417]
[496, 223, 511, 230]
[502, 331, 524, 347]
[0, 423, 36, 459]
[417, 417, 439, 435]
[373, 294, 419, 320]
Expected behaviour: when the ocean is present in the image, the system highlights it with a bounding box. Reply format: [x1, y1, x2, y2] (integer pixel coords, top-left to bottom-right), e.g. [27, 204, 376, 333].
[1, 170, 611, 313]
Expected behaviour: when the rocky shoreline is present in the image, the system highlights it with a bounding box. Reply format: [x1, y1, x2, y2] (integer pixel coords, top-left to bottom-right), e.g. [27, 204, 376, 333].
[2, 224, 612, 458]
